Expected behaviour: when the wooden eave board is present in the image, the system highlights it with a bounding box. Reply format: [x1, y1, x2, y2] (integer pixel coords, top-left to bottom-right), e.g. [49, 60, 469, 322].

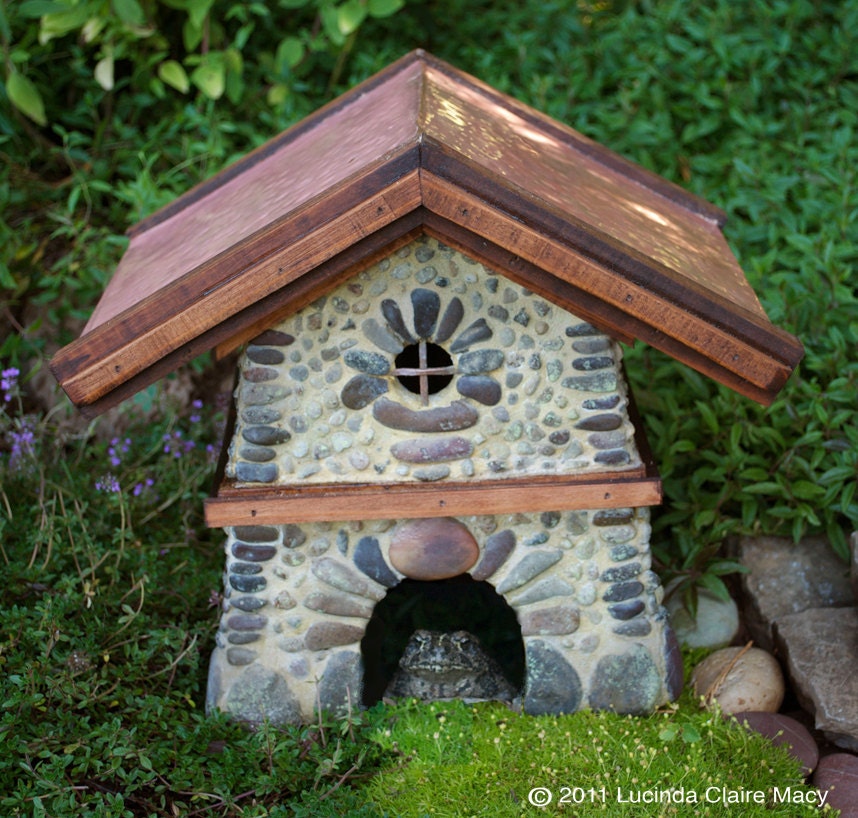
[204, 471, 663, 527]
[51, 50, 802, 416]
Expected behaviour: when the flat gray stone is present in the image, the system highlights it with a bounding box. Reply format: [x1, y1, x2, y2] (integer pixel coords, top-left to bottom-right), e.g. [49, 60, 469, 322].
[223, 664, 301, 725]
[434, 297, 465, 342]
[318, 651, 363, 715]
[470, 529, 516, 581]
[740, 535, 853, 650]
[522, 640, 582, 715]
[496, 550, 563, 595]
[311, 556, 385, 601]
[774, 606, 858, 751]
[353, 536, 399, 587]
[589, 645, 662, 715]
[304, 592, 373, 618]
[372, 397, 478, 433]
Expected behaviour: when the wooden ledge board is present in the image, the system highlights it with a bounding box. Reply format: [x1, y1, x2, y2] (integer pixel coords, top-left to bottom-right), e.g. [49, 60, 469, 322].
[204, 471, 663, 527]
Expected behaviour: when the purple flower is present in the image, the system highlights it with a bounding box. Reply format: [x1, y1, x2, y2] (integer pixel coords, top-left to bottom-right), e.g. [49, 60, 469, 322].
[163, 430, 195, 459]
[190, 399, 203, 424]
[107, 436, 132, 467]
[7, 416, 36, 472]
[95, 474, 121, 493]
[132, 477, 155, 497]
[1, 367, 19, 403]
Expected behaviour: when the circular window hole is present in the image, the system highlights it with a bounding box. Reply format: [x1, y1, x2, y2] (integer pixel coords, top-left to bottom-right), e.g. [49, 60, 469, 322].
[394, 341, 454, 396]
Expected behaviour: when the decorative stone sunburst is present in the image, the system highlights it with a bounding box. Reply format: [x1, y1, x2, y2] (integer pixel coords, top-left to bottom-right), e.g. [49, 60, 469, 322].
[340, 287, 505, 434]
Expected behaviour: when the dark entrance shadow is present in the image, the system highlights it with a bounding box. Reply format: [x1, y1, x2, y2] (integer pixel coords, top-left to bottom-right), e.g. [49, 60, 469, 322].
[360, 573, 524, 705]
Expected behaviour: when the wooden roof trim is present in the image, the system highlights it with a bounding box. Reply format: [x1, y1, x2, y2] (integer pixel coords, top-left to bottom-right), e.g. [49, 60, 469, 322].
[419, 181, 800, 403]
[52, 163, 423, 410]
[419, 143, 799, 360]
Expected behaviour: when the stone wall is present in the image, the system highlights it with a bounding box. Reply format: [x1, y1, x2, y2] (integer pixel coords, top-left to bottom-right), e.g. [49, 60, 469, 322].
[206, 507, 682, 723]
[226, 235, 642, 487]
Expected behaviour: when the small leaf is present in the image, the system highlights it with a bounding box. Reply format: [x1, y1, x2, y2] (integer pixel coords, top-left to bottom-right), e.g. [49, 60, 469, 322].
[368, 0, 404, 17]
[337, 0, 367, 35]
[191, 58, 225, 99]
[95, 51, 115, 91]
[158, 60, 189, 93]
[276, 36, 304, 70]
[112, 0, 145, 26]
[6, 72, 47, 126]
[18, 0, 66, 17]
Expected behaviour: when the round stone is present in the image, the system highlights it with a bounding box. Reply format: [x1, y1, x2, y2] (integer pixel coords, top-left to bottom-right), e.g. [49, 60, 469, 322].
[344, 349, 390, 375]
[691, 646, 785, 714]
[667, 590, 739, 649]
[234, 525, 279, 542]
[229, 574, 266, 593]
[304, 622, 365, 651]
[243, 366, 279, 382]
[390, 436, 473, 463]
[246, 346, 285, 365]
[388, 518, 479, 580]
[341, 374, 388, 410]
[241, 407, 282, 424]
[231, 543, 276, 562]
[458, 349, 505, 374]
[520, 605, 580, 636]
[235, 462, 278, 483]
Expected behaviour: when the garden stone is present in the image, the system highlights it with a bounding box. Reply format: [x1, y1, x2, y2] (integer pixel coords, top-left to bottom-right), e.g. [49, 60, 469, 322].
[691, 646, 784, 714]
[523, 640, 582, 715]
[740, 534, 853, 651]
[774, 606, 858, 751]
[733, 712, 818, 776]
[222, 664, 301, 725]
[589, 645, 662, 715]
[813, 753, 858, 817]
[666, 590, 739, 649]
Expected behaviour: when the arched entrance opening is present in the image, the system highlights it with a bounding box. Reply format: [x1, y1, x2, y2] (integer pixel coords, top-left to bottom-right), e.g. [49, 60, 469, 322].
[360, 573, 524, 706]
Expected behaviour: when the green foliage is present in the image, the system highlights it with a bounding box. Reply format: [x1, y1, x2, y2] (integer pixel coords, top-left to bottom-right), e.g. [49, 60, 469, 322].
[0, 386, 390, 815]
[363, 698, 822, 817]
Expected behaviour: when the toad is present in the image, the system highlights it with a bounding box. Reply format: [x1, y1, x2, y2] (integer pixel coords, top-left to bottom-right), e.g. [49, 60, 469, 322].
[384, 629, 517, 703]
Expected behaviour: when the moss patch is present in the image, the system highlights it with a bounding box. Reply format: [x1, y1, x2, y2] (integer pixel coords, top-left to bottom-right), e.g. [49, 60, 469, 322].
[362, 699, 833, 817]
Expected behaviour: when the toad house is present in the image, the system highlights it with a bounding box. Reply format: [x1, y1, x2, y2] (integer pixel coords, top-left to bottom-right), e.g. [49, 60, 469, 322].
[51, 51, 803, 724]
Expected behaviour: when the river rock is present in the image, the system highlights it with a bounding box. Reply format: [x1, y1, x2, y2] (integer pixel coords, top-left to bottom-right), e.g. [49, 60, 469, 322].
[388, 518, 479, 580]
[691, 646, 784, 714]
[734, 712, 818, 776]
[667, 590, 740, 649]
[813, 753, 858, 817]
